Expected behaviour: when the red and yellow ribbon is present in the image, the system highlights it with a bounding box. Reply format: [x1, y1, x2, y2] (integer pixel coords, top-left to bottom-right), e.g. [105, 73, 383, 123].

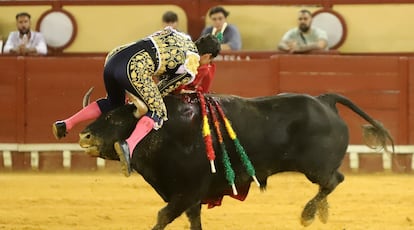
[197, 91, 216, 173]
[207, 100, 237, 195]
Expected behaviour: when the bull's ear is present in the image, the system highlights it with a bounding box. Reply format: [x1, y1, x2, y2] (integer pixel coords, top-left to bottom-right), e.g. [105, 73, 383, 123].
[83, 87, 95, 107]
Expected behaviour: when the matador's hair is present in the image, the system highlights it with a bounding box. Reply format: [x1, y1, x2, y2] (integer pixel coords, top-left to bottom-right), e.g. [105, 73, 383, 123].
[195, 34, 221, 58]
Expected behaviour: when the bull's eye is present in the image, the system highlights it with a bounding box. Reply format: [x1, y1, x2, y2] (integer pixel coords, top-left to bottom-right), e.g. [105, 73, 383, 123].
[105, 114, 112, 120]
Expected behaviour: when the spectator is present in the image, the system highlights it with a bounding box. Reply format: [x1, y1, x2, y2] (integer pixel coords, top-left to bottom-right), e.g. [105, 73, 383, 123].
[3, 12, 47, 55]
[0, 35, 3, 54]
[162, 11, 179, 29]
[201, 6, 242, 51]
[278, 9, 328, 53]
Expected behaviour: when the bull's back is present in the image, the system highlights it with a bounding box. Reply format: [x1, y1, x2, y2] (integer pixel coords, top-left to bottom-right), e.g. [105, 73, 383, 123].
[217, 93, 349, 173]
[218, 93, 348, 140]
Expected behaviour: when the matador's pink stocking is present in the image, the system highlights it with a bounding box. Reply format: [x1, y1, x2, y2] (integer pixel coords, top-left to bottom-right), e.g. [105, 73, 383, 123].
[64, 101, 102, 131]
[126, 115, 155, 157]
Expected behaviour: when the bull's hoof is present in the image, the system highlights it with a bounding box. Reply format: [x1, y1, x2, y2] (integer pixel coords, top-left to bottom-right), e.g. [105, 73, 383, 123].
[317, 198, 329, 224]
[52, 121, 67, 139]
[300, 217, 314, 227]
[301, 200, 317, 226]
[114, 141, 132, 177]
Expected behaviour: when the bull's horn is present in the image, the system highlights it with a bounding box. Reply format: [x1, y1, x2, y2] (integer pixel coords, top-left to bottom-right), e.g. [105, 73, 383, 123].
[82, 87, 95, 108]
[126, 91, 148, 118]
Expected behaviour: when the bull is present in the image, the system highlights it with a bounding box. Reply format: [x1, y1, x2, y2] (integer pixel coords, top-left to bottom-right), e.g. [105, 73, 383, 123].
[78, 91, 393, 230]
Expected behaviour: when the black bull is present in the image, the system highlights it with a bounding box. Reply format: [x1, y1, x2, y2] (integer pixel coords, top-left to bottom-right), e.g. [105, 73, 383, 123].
[78, 92, 393, 230]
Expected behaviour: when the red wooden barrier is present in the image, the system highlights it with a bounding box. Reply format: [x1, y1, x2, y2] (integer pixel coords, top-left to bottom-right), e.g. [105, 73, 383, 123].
[24, 57, 106, 142]
[0, 54, 413, 145]
[275, 54, 409, 144]
[409, 59, 414, 143]
[212, 58, 279, 97]
[0, 57, 25, 142]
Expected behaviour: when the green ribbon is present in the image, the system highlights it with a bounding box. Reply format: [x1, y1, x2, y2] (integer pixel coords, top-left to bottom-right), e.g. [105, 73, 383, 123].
[216, 32, 223, 43]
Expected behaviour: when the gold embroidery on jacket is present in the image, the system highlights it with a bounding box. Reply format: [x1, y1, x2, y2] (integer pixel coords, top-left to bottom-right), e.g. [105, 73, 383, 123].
[150, 29, 198, 76]
[183, 51, 200, 78]
[127, 50, 167, 120]
[159, 74, 192, 97]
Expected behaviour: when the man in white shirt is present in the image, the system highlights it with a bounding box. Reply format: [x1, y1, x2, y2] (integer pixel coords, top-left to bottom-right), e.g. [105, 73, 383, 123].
[0, 35, 3, 54]
[278, 9, 328, 53]
[3, 12, 47, 55]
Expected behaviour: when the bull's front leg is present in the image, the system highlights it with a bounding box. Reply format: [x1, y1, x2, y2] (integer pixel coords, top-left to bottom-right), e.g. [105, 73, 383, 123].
[185, 202, 202, 230]
[152, 205, 173, 230]
[152, 195, 201, 230]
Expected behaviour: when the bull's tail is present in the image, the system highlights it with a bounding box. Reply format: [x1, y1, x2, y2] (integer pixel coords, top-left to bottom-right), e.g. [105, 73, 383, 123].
[318, 93, 395, 154]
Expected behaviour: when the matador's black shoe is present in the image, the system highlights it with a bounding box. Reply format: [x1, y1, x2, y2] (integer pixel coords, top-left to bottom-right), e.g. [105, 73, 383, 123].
[52, 121, 67, 140]
[114, 140, 132, 177]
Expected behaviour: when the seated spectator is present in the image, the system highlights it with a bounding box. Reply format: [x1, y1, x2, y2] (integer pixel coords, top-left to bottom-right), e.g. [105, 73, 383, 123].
[0, 35, 3, 54]
[278, 9, 328, 53]
[162, 11, 179, 29]
[3, 12, 47, 55]
[201, 6, 242, 51]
